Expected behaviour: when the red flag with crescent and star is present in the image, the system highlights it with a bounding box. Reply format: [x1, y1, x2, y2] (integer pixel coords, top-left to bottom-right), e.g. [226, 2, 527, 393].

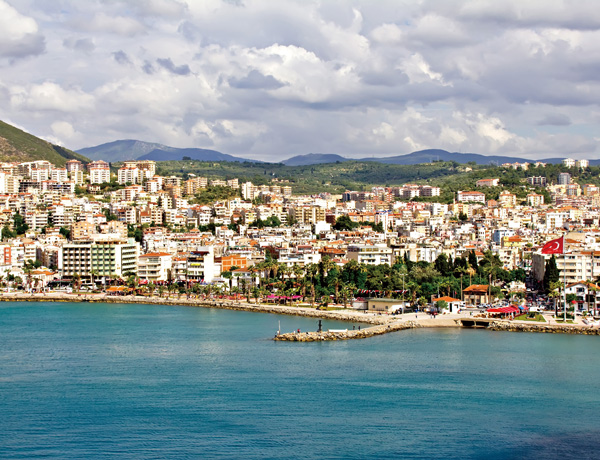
[541, 236, 564, 254]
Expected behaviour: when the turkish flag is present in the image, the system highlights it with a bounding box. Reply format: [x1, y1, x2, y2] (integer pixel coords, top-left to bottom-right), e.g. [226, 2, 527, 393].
[541, 236, 564, 254]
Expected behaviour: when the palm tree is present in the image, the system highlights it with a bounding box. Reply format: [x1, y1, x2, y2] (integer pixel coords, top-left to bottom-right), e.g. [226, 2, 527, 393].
[222, 270, 233, 293]
[305, 263, 318, 307]
[148, 281, 156, 297]
[466, 267, 476, 286]
[340, 283, 356, 309]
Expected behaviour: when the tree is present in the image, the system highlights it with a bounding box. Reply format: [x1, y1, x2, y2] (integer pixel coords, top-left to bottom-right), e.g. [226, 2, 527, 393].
[2, 225, 16, 240]
[543, 256, 560, 294]
[13, 212, 28, 235]
[333, 215, 357, 231]
[59, 226, 71, 240]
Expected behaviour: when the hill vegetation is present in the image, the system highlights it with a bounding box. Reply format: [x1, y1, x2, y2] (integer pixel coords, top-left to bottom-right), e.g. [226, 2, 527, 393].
[0, 120, 89, 166]
[152, 158, 600, 200]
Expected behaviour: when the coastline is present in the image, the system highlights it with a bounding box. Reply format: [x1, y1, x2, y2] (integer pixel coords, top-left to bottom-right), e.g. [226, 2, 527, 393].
[2, 292, 599, 338]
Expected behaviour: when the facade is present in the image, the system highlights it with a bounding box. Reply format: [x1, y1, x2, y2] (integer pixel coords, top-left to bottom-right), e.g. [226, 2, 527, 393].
[457, 191, 486, 203]
[186, 248, 215, 283]
[463, 285, 491, 306]
[347, 244, 393, 266]
[90, 167, 111, 184]
[558, 172, 571, 185]
[59, 239, 140, 279]
[138, 252, 173, 281]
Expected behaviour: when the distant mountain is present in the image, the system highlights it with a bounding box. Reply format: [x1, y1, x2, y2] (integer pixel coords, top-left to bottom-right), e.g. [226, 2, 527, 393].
[281, 149, 567, 166]
[0, 120, 89, 166]
[78, 139, 261, 163]
[77, 140, 167, 163]
[359, 149, 549, 165]
[282, 153, 349, 166]
[138, 147, 260, 163]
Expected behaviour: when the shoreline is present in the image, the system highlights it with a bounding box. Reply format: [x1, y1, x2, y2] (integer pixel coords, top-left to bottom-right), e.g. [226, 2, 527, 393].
[2, 292, 599, 338]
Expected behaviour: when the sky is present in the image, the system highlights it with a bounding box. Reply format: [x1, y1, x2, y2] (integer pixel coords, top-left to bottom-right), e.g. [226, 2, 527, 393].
[0, 0, 599, 162]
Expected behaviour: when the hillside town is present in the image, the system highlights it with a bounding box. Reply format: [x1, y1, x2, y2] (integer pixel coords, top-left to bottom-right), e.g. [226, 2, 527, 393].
[1, 157, 599, 316]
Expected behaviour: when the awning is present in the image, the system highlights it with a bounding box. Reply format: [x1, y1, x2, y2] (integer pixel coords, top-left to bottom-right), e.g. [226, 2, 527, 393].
[486, 306, 520, 314]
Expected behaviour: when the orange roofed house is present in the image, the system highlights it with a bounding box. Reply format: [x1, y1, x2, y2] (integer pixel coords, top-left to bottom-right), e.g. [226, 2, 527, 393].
[463, 285, 492, 307]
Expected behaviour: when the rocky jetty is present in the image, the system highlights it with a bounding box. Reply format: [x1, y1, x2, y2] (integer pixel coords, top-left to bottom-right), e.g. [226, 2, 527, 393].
[274, 321, 420, 341]
[488, 321, 600, 335]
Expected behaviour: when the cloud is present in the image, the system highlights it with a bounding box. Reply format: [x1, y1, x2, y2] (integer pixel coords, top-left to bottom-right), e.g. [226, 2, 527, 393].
[113, 50, 132, 65]
[0, 0, 45, 58]
[85, 12, 146, 36]
[229, 70, 285, 89]
[10, 82, 95, 113]
[537, 113, 572, 126]
[63, 37, 95, 54]
[156, 57, 191, 75]
[2, 0, 600, 161]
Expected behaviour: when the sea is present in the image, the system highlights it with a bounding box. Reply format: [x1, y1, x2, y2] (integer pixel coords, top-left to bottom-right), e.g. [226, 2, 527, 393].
[0, 301, 599, 460]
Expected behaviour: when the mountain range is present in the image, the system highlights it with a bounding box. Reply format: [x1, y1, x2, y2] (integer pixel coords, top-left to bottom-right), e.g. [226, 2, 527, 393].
[77, 139, 578, 166]
[78, 140, 262, 163]
[0, 120, 594, 167]
[281, 150, 570, 166]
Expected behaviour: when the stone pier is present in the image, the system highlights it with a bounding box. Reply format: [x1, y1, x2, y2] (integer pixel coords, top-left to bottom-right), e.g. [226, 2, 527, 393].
[273, 321, 420, 341]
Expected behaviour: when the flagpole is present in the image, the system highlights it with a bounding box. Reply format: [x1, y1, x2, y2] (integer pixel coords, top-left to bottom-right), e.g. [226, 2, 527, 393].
[563, 235, 567, 322]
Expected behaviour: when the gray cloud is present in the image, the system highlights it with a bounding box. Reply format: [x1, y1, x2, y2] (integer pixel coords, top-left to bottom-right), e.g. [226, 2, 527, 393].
[229, 70, 285, 89]
[63, 37, 95, 54]
[537, 114, 572, 126]
[112, 50, 132, 65]
[156, 57, 191, 75]
[142, 60, 155, 74]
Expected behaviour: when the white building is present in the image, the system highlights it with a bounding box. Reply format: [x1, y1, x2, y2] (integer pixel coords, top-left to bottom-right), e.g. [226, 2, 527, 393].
[138, 252, 173, 282]
[90, 167, 111, 184]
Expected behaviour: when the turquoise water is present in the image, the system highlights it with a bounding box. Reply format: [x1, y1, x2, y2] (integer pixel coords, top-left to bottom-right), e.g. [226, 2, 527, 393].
[0, 302, 599, 459]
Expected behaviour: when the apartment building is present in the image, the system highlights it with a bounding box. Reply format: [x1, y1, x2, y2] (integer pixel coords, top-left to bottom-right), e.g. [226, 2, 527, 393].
[59, 239, 140, 279]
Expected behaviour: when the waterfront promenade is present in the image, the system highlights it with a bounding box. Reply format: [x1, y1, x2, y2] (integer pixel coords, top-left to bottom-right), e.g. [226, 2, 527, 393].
[2, 291, 599, 338]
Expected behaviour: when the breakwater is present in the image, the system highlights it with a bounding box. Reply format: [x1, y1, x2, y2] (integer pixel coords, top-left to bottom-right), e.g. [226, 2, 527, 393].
[274, 321, 420, 341]
[488, 321, 600, 335]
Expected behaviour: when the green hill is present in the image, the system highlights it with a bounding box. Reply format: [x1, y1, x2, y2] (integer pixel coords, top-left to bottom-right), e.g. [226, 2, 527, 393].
[0, 120, 89, 166]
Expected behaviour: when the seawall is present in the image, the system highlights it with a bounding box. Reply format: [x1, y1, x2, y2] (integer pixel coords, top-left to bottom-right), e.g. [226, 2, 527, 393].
[0, 293, 389, 325]
[488, 321, 600, 335]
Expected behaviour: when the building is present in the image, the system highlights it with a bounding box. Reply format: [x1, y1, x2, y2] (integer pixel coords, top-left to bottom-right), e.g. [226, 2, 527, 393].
[347, 244, 393, 266]
[186, 248, 215, 283]
[526, 193, 544, 207]
[527, 176, 547, 187]
[558, 172, 571, 185]
[463, 285, 491, 306]
[576, 159, 589, 168]
[457, 191, 486, 203]
[59, 239, 140, 279]
[476, 179, 499, 187]
[138, 252, 173, 282]
[118, 166, 139, 185]
[66, 160, 84, 173]
[562, 158, 576, 168]
[90, 167, 111, 184]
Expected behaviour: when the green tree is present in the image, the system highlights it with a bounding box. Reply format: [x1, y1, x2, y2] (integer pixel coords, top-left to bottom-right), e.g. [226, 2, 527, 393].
[543, 256, 560, 294]
[333, 215, 357, 231]
[13, 212, 29, 235]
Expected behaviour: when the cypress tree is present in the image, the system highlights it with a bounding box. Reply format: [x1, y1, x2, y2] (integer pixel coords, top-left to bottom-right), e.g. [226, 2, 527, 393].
[543, 255, 560, 294]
